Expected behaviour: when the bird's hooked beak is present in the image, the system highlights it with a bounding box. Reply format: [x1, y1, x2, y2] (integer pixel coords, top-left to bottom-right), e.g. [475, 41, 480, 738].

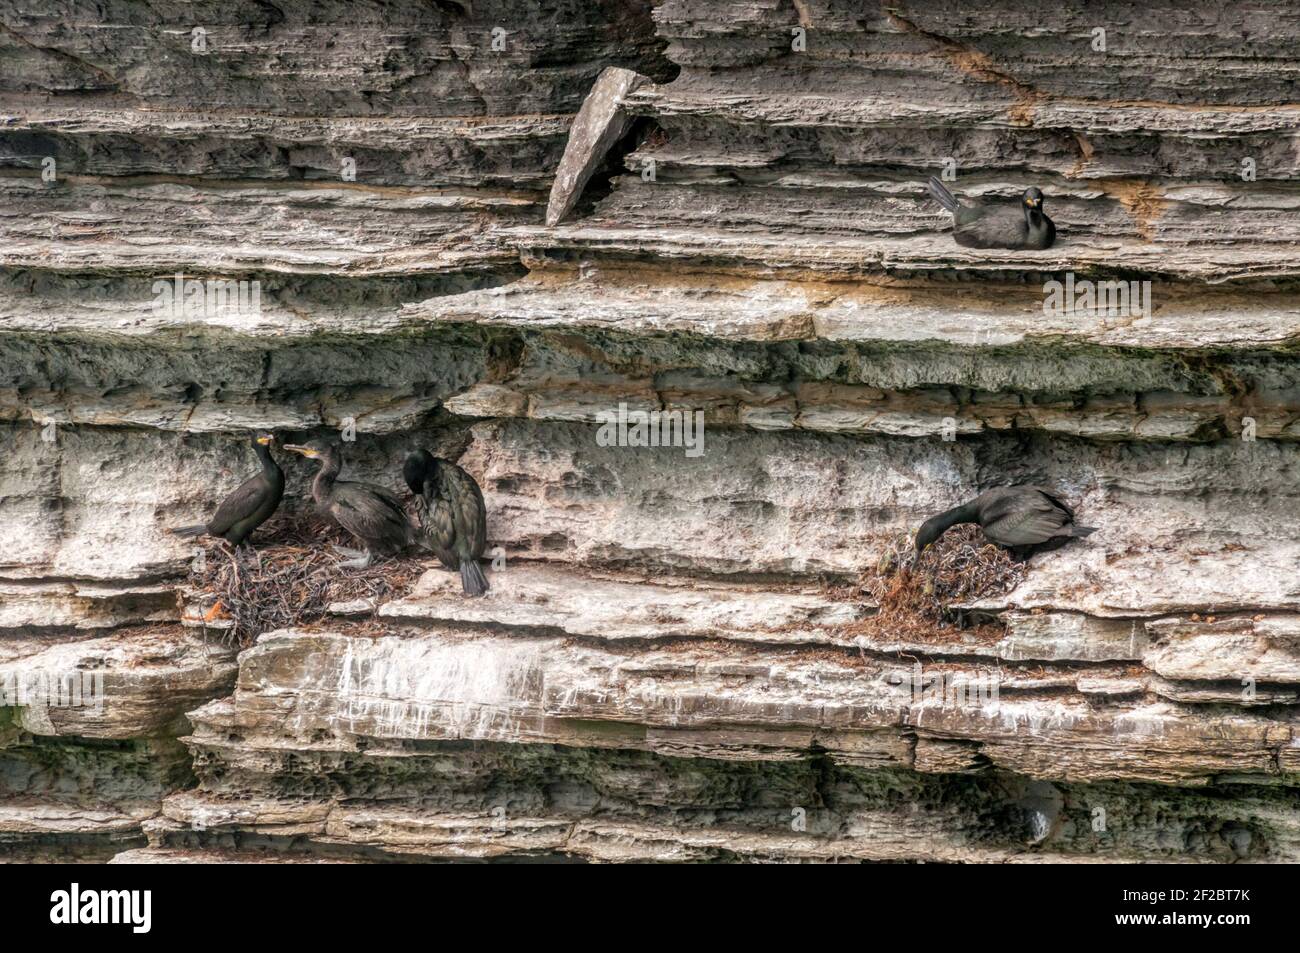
[283, 443, 320, 459]
[256, 434, 274, 446]
[1024, 196, 1040, 208]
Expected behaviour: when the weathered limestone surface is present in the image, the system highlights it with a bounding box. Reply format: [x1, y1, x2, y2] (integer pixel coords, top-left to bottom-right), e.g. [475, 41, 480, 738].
[0, 0, 671, 861]
[4, 1, 1300, 862]
[169, 626, 1296, 862]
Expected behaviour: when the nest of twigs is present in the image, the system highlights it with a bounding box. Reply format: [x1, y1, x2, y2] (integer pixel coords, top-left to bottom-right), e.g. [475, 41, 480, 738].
[183, 515, 424, 648]
[851, 525, 1027, 642]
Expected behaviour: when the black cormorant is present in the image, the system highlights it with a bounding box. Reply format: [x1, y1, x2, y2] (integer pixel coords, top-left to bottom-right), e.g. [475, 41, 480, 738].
[928, 178, 1056, 250]
[168, 432, 284, 547]
[915, 485, 1095, 559]
[403, 449, 490, 596]
[283, 440, 412, 569]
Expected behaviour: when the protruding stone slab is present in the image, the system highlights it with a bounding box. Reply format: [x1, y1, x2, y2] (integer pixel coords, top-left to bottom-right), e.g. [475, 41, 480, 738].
[545, 68, 650, 227]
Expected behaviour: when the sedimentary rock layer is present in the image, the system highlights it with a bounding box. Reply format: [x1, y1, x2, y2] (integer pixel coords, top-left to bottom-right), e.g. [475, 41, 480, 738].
[2, 0, 1299, 862]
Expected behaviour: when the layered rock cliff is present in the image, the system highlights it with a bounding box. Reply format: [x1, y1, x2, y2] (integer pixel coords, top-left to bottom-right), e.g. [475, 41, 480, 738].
[3, 0, 1299, 863]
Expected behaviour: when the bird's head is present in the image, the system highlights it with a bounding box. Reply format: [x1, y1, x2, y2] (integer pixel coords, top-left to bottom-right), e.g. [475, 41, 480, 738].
[254, 432, 275, 447]
[283, 439, 336, 462]
[1022, 187, 1045, 211]
[915, 514, 950, 554]
[402, 449, 436, 494]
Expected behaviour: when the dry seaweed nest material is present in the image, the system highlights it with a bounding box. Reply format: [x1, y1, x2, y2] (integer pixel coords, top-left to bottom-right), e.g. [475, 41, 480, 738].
[849, 525, 1027, 643]
[182, 515, 424, 648]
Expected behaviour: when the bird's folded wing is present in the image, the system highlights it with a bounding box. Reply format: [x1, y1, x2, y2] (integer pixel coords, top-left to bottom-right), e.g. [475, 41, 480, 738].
[205, 475, 266, 535]
[420, 479, 459, 569]
[441, 467, 489, 556]
[983, 498, 1070, 546]
[1027, 485, 1076, 520]
[335, 484, 409, 539]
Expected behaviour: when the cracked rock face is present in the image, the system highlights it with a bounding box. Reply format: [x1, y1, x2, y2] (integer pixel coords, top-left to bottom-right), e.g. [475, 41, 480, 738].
[3, 1, 1300, 863]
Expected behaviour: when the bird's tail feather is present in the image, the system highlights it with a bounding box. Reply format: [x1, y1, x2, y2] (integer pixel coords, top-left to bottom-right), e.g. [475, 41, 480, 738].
[1072, 525, 1098, 537]
[460, 559, 489, 597]
[927, 176, 960, 213]
[167, 524, 206, 538]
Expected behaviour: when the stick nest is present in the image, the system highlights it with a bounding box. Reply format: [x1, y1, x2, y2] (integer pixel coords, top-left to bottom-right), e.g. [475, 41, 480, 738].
[851, 525, 1027, 642]
[183, 515, 424, 648]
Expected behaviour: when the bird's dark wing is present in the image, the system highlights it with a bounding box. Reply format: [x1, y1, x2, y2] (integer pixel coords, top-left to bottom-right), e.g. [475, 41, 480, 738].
[1027, 485, 1076, 521]
[205, 475, 271, 535]
[440, 464, 488, 559]
[330, 481, 411, 550]
[979, 487, 1072, 546]
[415, 478, 458, 569]
[954, 205, 1029, 249]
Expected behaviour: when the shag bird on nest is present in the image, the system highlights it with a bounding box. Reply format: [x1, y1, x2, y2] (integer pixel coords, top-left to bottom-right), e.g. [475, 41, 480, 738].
[927, 177, 1056, 250]
[403, 449, 490, 596]
[168, 432, 284, 547]
[915, 486, 1096, 560]
[283, 440, 412, 569]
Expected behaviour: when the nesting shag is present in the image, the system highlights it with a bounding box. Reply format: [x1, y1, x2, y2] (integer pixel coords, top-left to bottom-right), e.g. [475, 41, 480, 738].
[927, 177, 1056, 250]
[403, 449, 490, 596]
[915, 486, 1095, 560]
[168, 432, 284, 547]
[283, 440, 412, 569]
